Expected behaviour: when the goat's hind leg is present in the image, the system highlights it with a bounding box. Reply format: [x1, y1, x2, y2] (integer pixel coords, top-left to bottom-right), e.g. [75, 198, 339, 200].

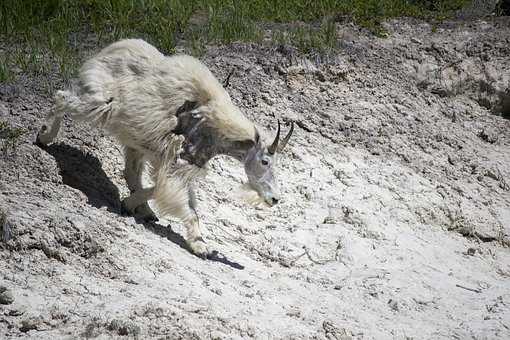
[121, 187, 155, 218]
[36, 103, 64, 146]
[36, 90, 74, 146]
[122, 147, 158, 221]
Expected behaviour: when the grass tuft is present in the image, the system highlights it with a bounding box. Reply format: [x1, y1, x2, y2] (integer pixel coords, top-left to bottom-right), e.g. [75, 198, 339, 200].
[0, 121, 25, 156]
[0, 0, 471, 79]
[0, 54, 12, 83]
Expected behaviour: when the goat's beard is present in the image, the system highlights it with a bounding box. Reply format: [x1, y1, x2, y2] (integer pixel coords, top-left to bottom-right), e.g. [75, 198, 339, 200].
[235, 183, 270, 208]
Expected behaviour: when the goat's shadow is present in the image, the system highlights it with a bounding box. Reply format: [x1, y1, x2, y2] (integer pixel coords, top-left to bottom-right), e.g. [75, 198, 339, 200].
[41, 142, 122, 213]
[144, 222, 244, 269]
[38, 142, 244, 270]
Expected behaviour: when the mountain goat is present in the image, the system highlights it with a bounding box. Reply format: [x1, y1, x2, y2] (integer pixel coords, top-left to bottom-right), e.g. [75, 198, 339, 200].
[36, 39, 293, 258]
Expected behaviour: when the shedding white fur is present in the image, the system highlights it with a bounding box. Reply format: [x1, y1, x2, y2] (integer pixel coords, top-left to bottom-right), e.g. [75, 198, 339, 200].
[36, 39, 288, 258]
[235, 183, 270, 208]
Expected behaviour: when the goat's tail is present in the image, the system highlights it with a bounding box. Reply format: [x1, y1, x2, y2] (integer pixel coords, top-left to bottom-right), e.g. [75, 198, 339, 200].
[36, 82, 116, 145]
[55, 88, 115, 129]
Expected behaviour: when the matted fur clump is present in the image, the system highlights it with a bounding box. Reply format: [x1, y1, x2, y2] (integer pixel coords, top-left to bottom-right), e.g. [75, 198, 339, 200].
[61, 39, 257, 154]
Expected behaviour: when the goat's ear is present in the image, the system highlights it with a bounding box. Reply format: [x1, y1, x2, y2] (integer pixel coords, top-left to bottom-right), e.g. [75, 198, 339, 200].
[176, 100, 198, 116]
[247, 131, 262, 149]
[235, 139, 256, 150]
[233, 134, 259, 151]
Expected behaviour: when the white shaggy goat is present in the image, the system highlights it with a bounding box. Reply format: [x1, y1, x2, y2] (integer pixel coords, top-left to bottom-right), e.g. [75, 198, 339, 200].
[36, 39, 293, 257]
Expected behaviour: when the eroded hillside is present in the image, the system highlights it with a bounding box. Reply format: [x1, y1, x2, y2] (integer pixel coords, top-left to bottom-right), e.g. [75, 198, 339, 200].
[1, 18, 510, 339]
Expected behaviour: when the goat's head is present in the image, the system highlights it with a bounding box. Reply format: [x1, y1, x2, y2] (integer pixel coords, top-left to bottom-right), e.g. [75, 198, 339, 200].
[244, 121, 294, 207]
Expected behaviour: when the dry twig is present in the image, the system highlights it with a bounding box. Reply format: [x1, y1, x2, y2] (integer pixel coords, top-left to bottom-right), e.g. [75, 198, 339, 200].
[223, 69, 235, 88]
[456, 284, 481, 293]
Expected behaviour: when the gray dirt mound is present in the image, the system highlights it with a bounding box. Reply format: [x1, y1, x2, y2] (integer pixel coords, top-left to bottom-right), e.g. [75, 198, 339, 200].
[1, 18, 510, 339]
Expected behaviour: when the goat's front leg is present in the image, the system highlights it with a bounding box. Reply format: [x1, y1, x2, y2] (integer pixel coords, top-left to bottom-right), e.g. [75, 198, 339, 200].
[182, 211, 208, 258]
[121, 187, 155, 219]
[154, 181, 208, 258]
[184, 185, 209, 257]
[123, 147, 158, 221]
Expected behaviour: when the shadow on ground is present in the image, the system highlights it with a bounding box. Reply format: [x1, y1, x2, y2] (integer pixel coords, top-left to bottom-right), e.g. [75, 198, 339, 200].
[145, 222, 245, 270]
[38, 142, 245, 269]
[42, 142, 122, 213]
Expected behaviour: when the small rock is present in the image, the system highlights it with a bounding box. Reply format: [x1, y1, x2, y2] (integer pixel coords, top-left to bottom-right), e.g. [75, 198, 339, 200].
[323, 320, 353, 340]
[123, 277, 139, 285]
[7, 308, 24, 316]
[430, 86, 450, 97]
[261, 94, 275, 105]
[447, 154, 458, 165]
[0, 211, 11, 242]
[0, 287, 14, 305]
[274, 65, 287, 76]
[315, 70, 326, 82]
[388, 299, 399, 311]
[466, 248, 477, 256]
[0, 103, 8, 115]
[323, 216, 336, 224]
[211, 288, 223, 296]
[478, 128, 498, 144]
[19, 317, 41, 333]
[107, 319, 140, 337]
[411, 37, 422, 44]
[0, 316, 14, 329]
[83, 319, 102, 338]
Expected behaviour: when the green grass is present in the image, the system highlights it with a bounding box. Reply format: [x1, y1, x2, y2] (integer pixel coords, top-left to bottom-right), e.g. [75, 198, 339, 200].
[272, 19, 338, 55]
[0, 121, 25, 156]
[0, 54, 12, 83]
[0, 0, 470, 87]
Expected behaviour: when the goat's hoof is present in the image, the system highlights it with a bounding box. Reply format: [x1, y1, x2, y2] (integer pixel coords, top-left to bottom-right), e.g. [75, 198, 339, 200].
[120, 199, 134, 216]
[121, 200, 158, 222]
[188, 238, 209, 259]
[135, 204, 158, 222]
[35, 126, 52, 146]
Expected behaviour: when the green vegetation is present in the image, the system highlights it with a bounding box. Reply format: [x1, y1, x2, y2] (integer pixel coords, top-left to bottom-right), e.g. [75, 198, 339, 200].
[0, 55, 12, 83]
[0, 121, 25, 156]
[0, 0, 470, 86]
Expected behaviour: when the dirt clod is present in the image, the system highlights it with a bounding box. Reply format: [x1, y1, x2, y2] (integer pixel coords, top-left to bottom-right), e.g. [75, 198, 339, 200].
[19, 317, 41, 333]
[0, 287, 14, 305]
[107, 319, 141, 337]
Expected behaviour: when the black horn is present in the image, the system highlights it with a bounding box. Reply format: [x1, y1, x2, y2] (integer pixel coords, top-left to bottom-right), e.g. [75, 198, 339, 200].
[268, 120, 281, 155]
[277, 121, 294, 153]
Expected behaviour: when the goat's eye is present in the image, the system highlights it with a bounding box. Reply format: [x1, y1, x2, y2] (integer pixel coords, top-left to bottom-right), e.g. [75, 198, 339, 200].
[261, 159, 269, 166]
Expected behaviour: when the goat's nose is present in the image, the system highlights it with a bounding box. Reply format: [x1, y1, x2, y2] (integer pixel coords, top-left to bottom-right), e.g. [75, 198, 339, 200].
[271, 197, 279, 205]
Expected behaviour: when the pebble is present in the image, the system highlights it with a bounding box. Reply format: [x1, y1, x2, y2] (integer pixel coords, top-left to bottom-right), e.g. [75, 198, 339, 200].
[20, 317, 42, 332]
[0, 286, 14, 305]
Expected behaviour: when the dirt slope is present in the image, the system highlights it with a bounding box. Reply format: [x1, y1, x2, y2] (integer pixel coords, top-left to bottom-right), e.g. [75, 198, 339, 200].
[1, 18, 510, 339]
